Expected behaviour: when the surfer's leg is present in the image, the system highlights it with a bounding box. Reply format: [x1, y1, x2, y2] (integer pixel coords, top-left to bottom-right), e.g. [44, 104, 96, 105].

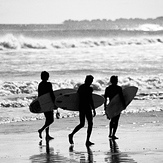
[112, 114, 120, 139]
[38, 115, 48, 139]
[109, 120, 113, 138]
[45, 127, 54, 140]
[85, 111, 94, 146]
[45, 111, 54, 140]
[38, 111, 54, 139]
[69, 112, 85, 144]
[72, 111, 85, 134]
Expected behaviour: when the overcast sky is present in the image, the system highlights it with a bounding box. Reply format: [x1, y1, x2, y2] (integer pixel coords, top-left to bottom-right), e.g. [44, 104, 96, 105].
[0, 0, 163, 24]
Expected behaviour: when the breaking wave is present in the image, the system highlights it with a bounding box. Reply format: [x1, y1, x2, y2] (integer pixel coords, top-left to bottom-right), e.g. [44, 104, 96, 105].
[1, 76, 163, 108]
[1, 76, 163, 124]
[0, 34, 163, 50]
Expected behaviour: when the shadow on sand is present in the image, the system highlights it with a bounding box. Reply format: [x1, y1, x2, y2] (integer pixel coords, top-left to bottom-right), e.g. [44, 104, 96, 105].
[29, 139, 136, 163]
[69, 139, 136, 163]
[69, 145, 93, 163]
[29, 140, 78, 163]
[105, 139, 136, 163]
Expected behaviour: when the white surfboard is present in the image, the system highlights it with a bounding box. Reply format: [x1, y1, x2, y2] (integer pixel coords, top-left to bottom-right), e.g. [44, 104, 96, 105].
[56, 92, 104, 111]
[105, 86, 138, 119]
[29, 88, 76, 113]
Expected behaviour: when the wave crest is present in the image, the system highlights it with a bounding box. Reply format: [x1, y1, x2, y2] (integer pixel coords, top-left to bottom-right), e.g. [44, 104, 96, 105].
[1, 76, 163, 108]
[0, 34, 163, 50]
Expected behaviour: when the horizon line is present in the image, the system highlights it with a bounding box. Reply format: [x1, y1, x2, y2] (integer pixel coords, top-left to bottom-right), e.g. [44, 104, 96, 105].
[0, 16, 163, 25]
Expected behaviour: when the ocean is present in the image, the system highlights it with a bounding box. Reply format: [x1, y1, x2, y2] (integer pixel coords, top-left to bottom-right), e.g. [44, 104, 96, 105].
[0, 24, 163, 124]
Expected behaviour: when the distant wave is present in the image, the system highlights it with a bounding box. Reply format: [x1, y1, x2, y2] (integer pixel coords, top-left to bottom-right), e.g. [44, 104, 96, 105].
[124, 24, 163, 31]
[0, 34, 163, 50]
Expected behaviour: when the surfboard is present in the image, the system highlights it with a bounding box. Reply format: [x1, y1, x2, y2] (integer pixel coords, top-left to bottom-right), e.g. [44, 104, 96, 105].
[29, 88, 76, 113]
[105, 86, 138, 119]
[55, 92, 104, 111]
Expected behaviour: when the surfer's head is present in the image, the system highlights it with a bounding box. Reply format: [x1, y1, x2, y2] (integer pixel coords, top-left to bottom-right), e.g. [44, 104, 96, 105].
[85, 75, 94, 85]
[110, 75, 118, 85]
[41, 71, 49, 81]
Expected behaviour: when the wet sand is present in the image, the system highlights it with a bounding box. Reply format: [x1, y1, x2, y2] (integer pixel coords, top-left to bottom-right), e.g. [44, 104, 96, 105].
[0, 112, 163, 163]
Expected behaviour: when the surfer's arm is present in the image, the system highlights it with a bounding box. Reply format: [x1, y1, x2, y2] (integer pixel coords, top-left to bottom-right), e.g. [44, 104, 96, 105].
[104, 99, 106, 110]
[91, 99, 96, 117]
[104, 88, 108, 110]
[38, 84, 41, 97]
[104, 94, 108, 110]
[90, 94, 95, 109]
[90, 89, 96, 117]
[49, 83, 55, 103]
[91, 101, 96, 117]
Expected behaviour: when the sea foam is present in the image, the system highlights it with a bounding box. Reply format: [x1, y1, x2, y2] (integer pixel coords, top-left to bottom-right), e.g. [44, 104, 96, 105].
[1, 76, 163, 108]
[0, 76, 163, 124]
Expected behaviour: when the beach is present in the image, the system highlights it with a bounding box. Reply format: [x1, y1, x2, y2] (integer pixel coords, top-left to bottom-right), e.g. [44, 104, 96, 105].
[0, 111, 163, 163]
[0, 25, 163, 162]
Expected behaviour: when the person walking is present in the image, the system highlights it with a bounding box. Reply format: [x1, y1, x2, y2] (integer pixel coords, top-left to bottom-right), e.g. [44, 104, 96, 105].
[104, 75, 125, 139]
[68, 75, 96, 146]
[38, 71, 56, 140]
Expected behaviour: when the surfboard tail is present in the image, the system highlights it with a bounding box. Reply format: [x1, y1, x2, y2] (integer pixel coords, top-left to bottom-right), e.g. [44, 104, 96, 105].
[29, 100, 41, 113]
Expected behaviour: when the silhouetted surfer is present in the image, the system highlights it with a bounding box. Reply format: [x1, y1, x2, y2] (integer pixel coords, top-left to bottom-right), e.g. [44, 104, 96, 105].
[68, 75, 96, 146]
[104, 76, 125, 139]
[38, 71, 56, 140]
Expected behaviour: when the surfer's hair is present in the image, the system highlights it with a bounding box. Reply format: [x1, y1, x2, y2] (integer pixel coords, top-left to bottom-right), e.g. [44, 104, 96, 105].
[41, 71, 49, 81]
[85, 75, 94, 83]
[110, 75, 118, 84]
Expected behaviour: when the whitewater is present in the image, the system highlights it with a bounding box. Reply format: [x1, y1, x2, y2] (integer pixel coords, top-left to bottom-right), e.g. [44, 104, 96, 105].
[0, 27, 163, 124]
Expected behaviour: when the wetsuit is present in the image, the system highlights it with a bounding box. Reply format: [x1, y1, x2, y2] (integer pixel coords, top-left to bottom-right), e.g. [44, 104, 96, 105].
[77, 83, 94, 127]
[38, 81, 55, 126]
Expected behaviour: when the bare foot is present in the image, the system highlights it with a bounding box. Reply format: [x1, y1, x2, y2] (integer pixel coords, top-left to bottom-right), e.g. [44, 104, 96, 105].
[86, 141, 95, 146]
[68, 134, 74, 145]
[46, 136, 54, 141]
[112, 136, 119, 139]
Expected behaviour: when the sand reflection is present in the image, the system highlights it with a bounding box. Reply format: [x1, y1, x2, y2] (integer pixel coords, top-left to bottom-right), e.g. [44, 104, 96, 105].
[69, 145, 93, 163]
[30, 140, 78, 163]
[29, 139, 136, 162]
[105, 139, 136, 163]
[69, 140, 136, 163]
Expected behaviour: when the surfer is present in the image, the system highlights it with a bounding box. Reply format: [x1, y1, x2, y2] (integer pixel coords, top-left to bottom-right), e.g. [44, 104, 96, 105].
[104, 76, 125, 139]
[68, 75, 96, 146]
[38, 71, 56, 140]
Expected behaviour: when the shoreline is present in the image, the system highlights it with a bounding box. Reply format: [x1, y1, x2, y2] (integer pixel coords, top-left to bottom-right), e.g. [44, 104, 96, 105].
[1, 110, 163, 134]
[0, 112, 163, 162]
[1, 98, 163, 124]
